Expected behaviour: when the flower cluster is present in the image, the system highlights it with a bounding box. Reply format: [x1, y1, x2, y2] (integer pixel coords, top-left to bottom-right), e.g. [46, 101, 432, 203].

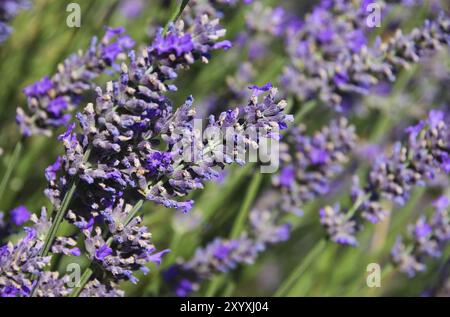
[281, 1, 450, 110]
[0, 205, 30, 239]
[46, 81, 290, 220]
[0, 208, 80, 297]
[40, 7, 291, 291]
[0, 0, 30, 43]
[391, 196, 450, 277]
[3, 0, 449, 298]
[165, 112, 361, 296]
[70, 199, 169, 284]
[165, 208, 289, 296]
[319, 204, 359, 246]
[43, 15, 234, 214]
[273, 118, 357, 215]
[10, 8, 240, 293]
[322, 110, 450, 246]
[16, 27, 135, 137]
[354, 110, 450, 223]
[79, 279, 124, 297]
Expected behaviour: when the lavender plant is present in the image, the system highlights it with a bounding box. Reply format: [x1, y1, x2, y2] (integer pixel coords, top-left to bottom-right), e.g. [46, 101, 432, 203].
[0, 208, 80, 297]
[321, 110, 450, 246]
[281, 1, 450, 110]
[391, 196, 450, 277]
[16, 27, 135, 137]
[273, 118, 357, 215]
[1, 0, 450, 298]
[165, 118, 356, 296]
[165, 207, 290, 296]
[11, 1, 289, 295]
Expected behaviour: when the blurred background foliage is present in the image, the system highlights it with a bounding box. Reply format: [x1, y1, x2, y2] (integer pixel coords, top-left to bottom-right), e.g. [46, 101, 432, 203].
[0, 0, 449, 296]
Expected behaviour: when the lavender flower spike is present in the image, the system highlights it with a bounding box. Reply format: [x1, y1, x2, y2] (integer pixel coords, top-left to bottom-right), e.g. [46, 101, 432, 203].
[0, 208, 80, 297]
[273, 118, 357, 215]
[282, 2, 449, 110]
[352, 110, 450, 225]
[79, 200, 169, 284]
[79, 279, 124, 297]
[322, 110, 450, 247]
[320, 204, 359, 247]
[391, 196, 450, 277]
[165, 208, 289, 296]
[16, 27, 135, 137]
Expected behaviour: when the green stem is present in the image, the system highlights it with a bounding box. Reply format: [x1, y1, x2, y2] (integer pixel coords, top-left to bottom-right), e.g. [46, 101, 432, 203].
[125, 199, 144, 225]
[40, 145, 91, 258]
[29, 144, 91, 297]
[229, 172, 263, 239]
[163, 0, 191, 35]
[205, 275, 226, 297]
[345, 193, 371, 220]
[70, 267, 93, 297]
[294, 100, 317, 125]
[163, 232, 183, 268]
[30, 180, 78, 297]
[69, 1, 192, 297]
[200, 164, 253, 221]
[205, 172, 263, 296]
[40, 181, 78, 257]
[0, 140, 23, 203]
[274, 239, 327, 297]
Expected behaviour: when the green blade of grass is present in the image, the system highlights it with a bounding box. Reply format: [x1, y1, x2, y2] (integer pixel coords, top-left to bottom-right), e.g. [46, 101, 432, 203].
[0, 140, 23, 204]
[274, 239, 327, 297]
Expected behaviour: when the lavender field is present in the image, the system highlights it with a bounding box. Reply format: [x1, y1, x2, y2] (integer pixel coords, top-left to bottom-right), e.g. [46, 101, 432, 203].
[0, 0, 449, 298]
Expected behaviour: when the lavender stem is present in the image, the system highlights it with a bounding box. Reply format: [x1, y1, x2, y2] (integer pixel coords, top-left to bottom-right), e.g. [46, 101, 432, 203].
[274, 239, 327, 297]
[0, 140, 23, 203]
[230, 172, 263, 239]
[163, 0, 191, 35]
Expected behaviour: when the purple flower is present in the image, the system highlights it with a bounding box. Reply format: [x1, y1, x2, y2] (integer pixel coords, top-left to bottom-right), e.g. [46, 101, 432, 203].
[166, 205, 291, 296]
[95, 245, 113, 261]
[16, 27, 135, 137]
[278, 166, 295, 188]
[392, 197, 450, 277]
[70, 248, 81, 256]
[150, 31, 194, 57]
[45, 157, 61, 182]
[347, 29, 367, 53]
[81, 200, 169, 284]
[414, 220, 432, 239]
[333, 71, 349, 87]
[101, 27, 135, 64]
[273, 118, 356, 215]
[23, 76, 53, 98]
[213, 40, 232, 50]
[47, 97, 68, 117]
[0, 208, 77, 297]
[248, 82, 273, 96]
[328, 110, 450, 247]
[433, 196, 449, 211]
[10, 206, 30, 226]
[320, 205, 358, 247]
[309, 148, 329, 165]
[282, 3, 449, 110]
[145, 151, 173, 176]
